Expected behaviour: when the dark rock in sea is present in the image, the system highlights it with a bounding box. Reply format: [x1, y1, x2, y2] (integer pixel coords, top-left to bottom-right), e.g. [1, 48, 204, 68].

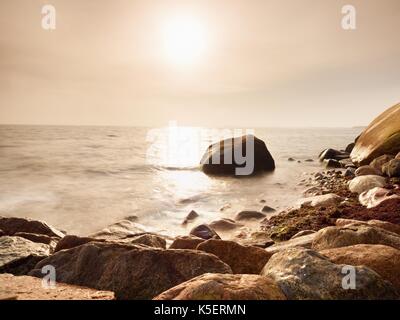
[0, 236, 50, 275]
[209, 218, 242, 231]
[29, 242, 232, 300]
[382, 159, 400, 177]
[154, 273, 286, 300]
[323, 159, 342, 168]
[288, 158, 295, 162]
[351, 103, 400, 165]
[321, 244, 400, 292]
[235, 211, 266, 221]
[305, 159, 314, 162]
[189, 224, 220, 240]
[196, 239, 272, 274]
[182, 210, 199, 225]
[200, 135, 275, 176]
[261, 247, 398, 300]
[0, 274, 115, 300]
[345, 142, 356, 154]
[0, 217, 64, 238]
[261, 206, 276, 213]
[319, 148, 350, 162]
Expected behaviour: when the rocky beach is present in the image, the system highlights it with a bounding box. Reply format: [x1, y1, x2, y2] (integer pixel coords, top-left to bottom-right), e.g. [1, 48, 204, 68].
[1, 103, 400, 300]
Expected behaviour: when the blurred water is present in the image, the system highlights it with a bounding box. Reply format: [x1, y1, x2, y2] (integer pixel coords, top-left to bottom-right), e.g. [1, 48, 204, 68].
[0, 125, 361, 236]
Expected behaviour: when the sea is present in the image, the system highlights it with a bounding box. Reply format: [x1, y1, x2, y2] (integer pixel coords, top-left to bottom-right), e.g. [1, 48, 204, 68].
[0, 125, 361, 236]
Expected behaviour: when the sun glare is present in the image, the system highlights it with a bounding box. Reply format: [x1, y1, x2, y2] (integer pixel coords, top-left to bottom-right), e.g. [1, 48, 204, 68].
[162, 15, 208, 66]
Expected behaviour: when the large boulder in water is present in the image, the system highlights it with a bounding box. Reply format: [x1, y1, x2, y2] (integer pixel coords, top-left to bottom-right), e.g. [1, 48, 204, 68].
[200, 135, 275, 176]
[351, 103, 400, 165]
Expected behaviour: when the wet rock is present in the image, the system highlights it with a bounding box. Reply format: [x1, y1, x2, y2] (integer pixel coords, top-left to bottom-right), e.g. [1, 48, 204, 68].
[29, 242, 232, 300]
[196, 239, 272, 274]
[305, 159, 314, 162]
[370, 155, 395, 172]
[209, 218, 242, 231]
[344, 168, 356, 178]
[288, 158, 295, 162]
[355, 165, 382, 177]
[0, 236, 50, 275]
[321, 244, 400, 292]
[382, 159, 400, 177]
[348, 175, 386, 194]
[235, 211, 266, 221]
[189, 224, 220, 240]
[345, 142, 355, 154]
[261, 206, 276, 213]
[154, 273, 286, 300]
[200, 135, 275, 176]
[182, 210, 199, 225]
[169, 236, 205, 250]
[359, 187, 399, 208]
[303, 186, 323, 197]
[298, 194, 343, 208]
[350, 103, 400, 165]
[323, 159, 342, 169]
[319, 148, 350, 161]
[312, 223, 400, 251]
[0, 274, 114, 300]
[261, 247, 398, 300]
[125, 234, 167, 249]
[0, 217, 64, 238]
[265, 233, 316, 254]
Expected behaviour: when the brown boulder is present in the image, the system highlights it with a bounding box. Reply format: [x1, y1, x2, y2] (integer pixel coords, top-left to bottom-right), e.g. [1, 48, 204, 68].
[0, 217, 64, 238]
[209, 218, 242, 231]
[29, 242, 232, 300]
[154, 273, 286, 300]
[321, 244, 400, 292]
[0, 274, 114, 300]
[335, 219, 400, 236]
[0, 236, 50, 275]
[235, 211, 266, 221]
[312, 223, 400, 251]
[350, 103, 400, 165]
[169, 236, 205, 249]
[370, 155, 395, 172]
[355, 165, 382, 177]
[189, 224, 220, 240]
[196, 239, 272, 274]
[265, 233, 316, 254]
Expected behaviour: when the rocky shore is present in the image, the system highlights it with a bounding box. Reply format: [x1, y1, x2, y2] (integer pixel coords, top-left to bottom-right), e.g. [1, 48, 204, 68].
[1, 103, 400, 300]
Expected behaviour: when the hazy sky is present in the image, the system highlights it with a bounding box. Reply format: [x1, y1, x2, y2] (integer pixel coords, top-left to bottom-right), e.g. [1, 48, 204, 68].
[1, 0, 399, 127]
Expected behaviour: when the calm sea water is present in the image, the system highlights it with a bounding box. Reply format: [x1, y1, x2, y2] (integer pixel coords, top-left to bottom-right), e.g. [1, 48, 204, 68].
[0, 125, 361, 236]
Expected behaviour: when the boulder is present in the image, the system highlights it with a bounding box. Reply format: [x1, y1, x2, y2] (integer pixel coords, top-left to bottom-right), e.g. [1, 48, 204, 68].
[359, 187, 399, 208]
[370, 155, 395, 172]
[126, 233, 167, 249]
[319, 148, 350, 161]
[182, 210, 199, 225]
[55, 235, 104, 252]
[154, 273, 286, 300]
[235, 231, 274, 248]
[209, 218, 242, 231]
[169, 236, 205, 250]
[0, 217, 64, 238]
[382, 159, 400, 177]
[345, 142, 355, 154]
[348, 175, 386, 194]
[265, 233, 316, 254]
[0, 236, 50, 275]
[355, 165, 382, 177]
[261, 206, 276, 213]
[196, 240, 272, 274]
[335, 219, 400, 236]
[312, 223, 400, 251]
[261, 247, 398, 299]
[189, 224, 220, 240]
[344, 168, 355, 179]
[321, 244, 400, 292]
[350, 103, 400, 165]
[235, 211, 266, 221]
[0, 274, 114, 300]
[200, 135, 275, 176]
[323, 159, 342, 169]
[298, 194, 343, 208]
[29, 242, 232, 300]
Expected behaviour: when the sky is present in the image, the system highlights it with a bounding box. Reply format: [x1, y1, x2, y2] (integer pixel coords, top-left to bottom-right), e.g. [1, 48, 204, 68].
[0, 0, 399, 128]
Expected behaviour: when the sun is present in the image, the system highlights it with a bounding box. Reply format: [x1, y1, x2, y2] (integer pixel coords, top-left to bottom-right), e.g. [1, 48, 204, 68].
[162, 15, 208, 66]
